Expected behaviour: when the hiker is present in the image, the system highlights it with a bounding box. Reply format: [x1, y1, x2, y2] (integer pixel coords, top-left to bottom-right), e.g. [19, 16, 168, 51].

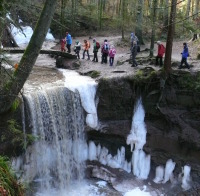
[179, 42, 190, 69]
[108, 45, 116, 66]
[65, 32, 72, 53]
[74, 40, 81, 59]
[92, 38, 100, 62]
[101, 39, 109, 64]
[156, 41, 165, 66]
[130, 33, 138, 67]
[60, 39, 66, 52]
[82, 39, 90, 60]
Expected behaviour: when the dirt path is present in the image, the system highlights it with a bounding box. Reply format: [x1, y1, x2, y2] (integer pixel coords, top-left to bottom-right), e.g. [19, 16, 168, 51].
[59, 36, 200, 78]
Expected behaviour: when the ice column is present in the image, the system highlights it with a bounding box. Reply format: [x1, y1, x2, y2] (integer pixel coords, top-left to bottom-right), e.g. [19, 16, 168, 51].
[126, 98, 151, 179]
[162, 159, 176, 183]
[181, 165, 191, 190]
[153, 166, 164, 183]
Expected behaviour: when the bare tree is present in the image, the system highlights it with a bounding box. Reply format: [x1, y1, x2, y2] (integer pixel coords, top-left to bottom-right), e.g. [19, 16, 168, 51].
[0, 0, 58, 114]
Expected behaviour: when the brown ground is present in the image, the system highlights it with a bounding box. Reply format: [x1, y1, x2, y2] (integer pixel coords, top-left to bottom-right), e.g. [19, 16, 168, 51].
[52, 35, 200, 79]
[5, 36, 200, 93]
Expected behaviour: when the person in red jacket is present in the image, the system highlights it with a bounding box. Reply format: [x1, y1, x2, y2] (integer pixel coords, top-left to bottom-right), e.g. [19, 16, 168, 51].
[61, 39, 66, 52]
[156, 41, 165, 66]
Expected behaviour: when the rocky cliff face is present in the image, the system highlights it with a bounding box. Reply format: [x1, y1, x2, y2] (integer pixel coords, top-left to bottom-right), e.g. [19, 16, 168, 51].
[88, 68, 200, 180]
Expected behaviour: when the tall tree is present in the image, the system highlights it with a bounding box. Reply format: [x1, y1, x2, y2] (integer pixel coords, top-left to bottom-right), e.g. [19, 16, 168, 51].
[98, 0, 103, 29]
[71, 0, 76, 35]
[163, 0, 169, 32]
[60, 0, 66, 38]
[121, 0, 126, 39]
[135, 0, 144, 44]
[194, 0, 200, 18]
[186, 0, 191, 18]
[149, 0, 157, 57]
[0, 0, 58, 114]
[164, 0, 177, 75]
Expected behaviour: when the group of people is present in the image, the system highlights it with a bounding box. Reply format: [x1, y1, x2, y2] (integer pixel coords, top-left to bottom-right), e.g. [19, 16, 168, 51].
[61, 32, 190, 69]
[61, 32, 116, 66]
[155, 41, 190, 69]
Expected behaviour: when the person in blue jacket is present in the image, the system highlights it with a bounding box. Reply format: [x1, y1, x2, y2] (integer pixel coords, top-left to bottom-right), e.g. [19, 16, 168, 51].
[179, 42, 190, 69]
[66, 32, 72, 53]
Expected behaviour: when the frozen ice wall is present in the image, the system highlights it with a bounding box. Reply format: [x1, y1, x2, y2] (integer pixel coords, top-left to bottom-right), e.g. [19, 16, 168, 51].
[61, 70, 98, 130]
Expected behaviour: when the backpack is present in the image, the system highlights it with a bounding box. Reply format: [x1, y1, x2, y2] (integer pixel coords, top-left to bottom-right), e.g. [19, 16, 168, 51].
[88, 41, 90, 48]
[96, 42, 100, 49]
[104, 44, 109, 51]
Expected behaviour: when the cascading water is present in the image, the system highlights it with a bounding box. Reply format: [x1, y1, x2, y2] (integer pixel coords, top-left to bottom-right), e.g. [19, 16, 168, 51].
[14, 87, 87, 194]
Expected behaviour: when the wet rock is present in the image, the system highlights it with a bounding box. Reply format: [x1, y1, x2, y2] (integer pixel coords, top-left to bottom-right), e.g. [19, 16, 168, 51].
[56, 56, 80, 69]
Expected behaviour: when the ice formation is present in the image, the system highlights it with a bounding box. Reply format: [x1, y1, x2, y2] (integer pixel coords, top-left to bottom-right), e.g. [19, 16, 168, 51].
[126, 98, 151, 179]
[126, 98, 146, 151]
[181, 165, 191, 190]
[61, 70, 98, 129]
[162, 159, 176, 183]
[88, 141, 131, 173]
[153, 166, 164, 183]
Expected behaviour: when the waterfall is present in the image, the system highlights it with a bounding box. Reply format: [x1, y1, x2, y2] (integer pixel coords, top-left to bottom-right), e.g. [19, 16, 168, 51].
[15, 87, 87, 193]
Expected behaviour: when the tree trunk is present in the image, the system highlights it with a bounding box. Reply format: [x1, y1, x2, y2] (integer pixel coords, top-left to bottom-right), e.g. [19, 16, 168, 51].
[150, 0, 157, 57]
[0, 0, 57, 114]
[164, 0, 177, 75]
[186, 0, 191, 18]
[60, 0, 66, 39]
[99, 0, 103, 29]
[194, 0, 200, 18]
[71, 0, 75, 36]
[163, 0, 169, 32]
[121, 0, 126, 39]
[135, 0, 144, 44]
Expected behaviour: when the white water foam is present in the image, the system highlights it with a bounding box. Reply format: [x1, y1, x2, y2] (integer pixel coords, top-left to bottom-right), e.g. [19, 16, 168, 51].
[13, 87, 87, 193]
[124, 187, 151, 196]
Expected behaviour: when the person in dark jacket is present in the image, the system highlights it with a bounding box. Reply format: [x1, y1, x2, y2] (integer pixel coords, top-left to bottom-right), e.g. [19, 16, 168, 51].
[156, 41, 165, 66]
[130, 33, 138, 67]
[101, 39, 109, 64]
[179, 42, 190, 69]
[74, 40, 81, 59]
[92, 39, 99, 62]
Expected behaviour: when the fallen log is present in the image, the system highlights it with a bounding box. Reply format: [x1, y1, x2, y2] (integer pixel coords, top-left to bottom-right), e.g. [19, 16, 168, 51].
[2, 48, 77, 59]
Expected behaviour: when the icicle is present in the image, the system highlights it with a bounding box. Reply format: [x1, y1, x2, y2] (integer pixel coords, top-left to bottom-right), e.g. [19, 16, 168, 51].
[88, 141, 97, 161]
[162, 159, 176, 183]
[153, 166, 164, 183]
[181, 165, 191, 190]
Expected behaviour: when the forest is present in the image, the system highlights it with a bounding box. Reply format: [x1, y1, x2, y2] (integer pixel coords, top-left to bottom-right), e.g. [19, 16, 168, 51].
[0, 0, 200, 195]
